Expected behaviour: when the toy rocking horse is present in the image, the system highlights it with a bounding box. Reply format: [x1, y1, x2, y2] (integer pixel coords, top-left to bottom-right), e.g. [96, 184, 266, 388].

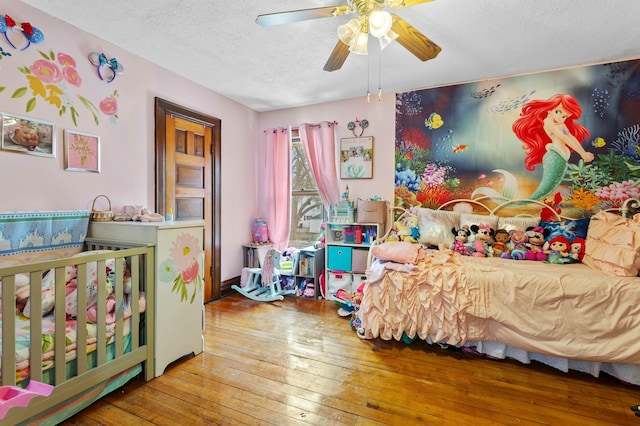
[232, 248, 295, 302]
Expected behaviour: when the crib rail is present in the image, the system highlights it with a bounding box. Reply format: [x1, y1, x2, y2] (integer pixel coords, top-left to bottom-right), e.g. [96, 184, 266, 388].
[0, 239, 155, 424]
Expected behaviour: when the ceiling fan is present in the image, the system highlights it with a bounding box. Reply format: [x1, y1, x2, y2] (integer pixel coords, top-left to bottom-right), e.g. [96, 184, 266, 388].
[256, 0, 441, 72]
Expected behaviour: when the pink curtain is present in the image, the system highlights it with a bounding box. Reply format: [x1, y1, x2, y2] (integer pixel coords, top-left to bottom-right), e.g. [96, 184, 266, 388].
[263, 128, 291, 251]
[298, 122, 340, 208]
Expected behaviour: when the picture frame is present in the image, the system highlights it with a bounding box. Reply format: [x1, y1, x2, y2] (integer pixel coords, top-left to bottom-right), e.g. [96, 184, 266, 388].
[340, 136, 373, 179]
[64, 129, 100, 173]
[1, 112, 55, 158]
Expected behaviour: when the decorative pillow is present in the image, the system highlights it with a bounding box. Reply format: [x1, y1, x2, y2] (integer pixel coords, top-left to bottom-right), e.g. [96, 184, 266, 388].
[583, 211, 640, 276]
[372, 241, 425, 264]
[497, 216, 540, 233]
[460, 213, 499, 233]
[415, 208, 461, 248]
[540, 218, 590, 241]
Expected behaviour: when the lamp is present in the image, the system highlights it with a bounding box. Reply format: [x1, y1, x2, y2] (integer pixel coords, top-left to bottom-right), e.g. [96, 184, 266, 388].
[369, 10, 392, 38]
[350, 30, 369, 55]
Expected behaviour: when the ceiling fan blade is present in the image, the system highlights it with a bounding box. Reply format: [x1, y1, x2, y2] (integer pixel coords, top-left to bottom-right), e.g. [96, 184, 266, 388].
[388, 0, 436, 8]
[323, 41, 350, 72]
[256, 5, 351, 27]
[391, 14, 441, 61]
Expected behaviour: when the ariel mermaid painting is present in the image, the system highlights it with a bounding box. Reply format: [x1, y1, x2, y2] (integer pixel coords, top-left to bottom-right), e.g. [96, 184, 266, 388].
[512, 93, 594, 200]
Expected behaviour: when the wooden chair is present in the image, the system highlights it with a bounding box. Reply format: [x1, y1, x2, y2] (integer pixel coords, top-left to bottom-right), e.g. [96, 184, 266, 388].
[232, 248, 295, 302]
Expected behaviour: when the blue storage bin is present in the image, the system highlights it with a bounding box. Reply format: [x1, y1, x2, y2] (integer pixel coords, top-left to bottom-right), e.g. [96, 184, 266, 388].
[328, 246, 352, 271]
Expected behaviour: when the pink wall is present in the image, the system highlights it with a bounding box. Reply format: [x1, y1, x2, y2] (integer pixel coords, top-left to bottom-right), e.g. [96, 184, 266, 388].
[3, 2, 258, 281]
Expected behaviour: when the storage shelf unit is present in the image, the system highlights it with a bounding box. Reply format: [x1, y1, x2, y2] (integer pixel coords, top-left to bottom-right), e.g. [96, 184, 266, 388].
[325, 222, 380, 301]
[242, 244, 325, 299]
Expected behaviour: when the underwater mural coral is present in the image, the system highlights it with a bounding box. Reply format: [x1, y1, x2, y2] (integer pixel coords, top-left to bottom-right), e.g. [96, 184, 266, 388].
[395, 58, 640, 216]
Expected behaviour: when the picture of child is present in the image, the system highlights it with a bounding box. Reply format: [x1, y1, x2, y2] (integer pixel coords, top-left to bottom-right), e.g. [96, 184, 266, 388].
[2, 114, 55, 157]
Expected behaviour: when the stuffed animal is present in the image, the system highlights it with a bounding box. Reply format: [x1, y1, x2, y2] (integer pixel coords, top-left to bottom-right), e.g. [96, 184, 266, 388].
[524, 226, 549, 261]
[569, 237, 586, 262]
[544, 235, 571, 264]
[492, 229, 510, 257]
[396, 215, 419, 243]
[506, 229, 528, 260]
[468, 223, 494, 257]
[451, 225, 472, 255]
[132, 206, 165, 222]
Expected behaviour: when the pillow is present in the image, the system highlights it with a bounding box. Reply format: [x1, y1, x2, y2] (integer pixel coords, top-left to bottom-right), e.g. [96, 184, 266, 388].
[497, 216, 540, 233]
[583, 211, 640, 276]
[372, 241, 425, 264]
[460, 213, 499, 233]
[540, 218, 590, 241]
[415, 208, 461, 248]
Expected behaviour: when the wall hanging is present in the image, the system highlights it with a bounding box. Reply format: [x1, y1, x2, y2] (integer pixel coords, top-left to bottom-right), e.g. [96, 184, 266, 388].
[340, 136, 373, 179]
[88, 52, 124, 83]
[1, 112, 54, 158]
[64, 129, 100, 172]
[0, 14, 44, 51]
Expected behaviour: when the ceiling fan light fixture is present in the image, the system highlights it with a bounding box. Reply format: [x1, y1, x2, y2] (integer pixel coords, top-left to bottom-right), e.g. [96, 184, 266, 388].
[369, 10, 393, 38]
[377, 29, 399, 49]
[349, 30, 369, 55]
[337, 17, 361, 46]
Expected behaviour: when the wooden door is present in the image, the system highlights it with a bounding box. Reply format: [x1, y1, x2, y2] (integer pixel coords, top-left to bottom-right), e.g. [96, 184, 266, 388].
[155, 98, 221, 302]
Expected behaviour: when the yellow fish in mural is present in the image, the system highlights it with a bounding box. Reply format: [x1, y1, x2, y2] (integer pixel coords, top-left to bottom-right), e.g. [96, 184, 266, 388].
[452, 144, 468, 154]
[592, 137, 606, 148]
[425, 112, 444, 129]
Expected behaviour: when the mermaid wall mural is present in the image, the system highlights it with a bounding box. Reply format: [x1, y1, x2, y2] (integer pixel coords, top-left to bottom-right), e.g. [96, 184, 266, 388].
[395, 58, 640, 216]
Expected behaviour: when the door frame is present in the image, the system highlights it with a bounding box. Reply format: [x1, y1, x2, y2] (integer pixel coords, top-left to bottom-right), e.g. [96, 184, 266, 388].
[154, 98, 222, 301]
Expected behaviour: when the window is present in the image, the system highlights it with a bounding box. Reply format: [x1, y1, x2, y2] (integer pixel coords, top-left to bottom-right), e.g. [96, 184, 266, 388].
[289, 128, 324, 248]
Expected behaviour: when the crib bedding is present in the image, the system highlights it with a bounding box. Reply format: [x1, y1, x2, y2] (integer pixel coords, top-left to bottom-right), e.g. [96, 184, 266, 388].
[0, 251, 145, 383]
[361, 249, 640, 365]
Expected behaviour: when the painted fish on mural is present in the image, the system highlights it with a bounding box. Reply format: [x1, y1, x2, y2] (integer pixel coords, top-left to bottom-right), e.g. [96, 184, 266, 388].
[452, 144, 468, 154]
[425, 112, 444, 129]
[592, 137, 606, 148]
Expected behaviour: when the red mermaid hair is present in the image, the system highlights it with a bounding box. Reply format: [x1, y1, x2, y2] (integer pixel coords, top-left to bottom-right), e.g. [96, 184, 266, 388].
[512, 94, 590, 171]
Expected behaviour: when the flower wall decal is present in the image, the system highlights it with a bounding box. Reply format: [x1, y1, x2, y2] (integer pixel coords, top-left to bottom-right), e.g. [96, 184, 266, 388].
[10, 50, 119, 126]
[158, 232, 203, 303]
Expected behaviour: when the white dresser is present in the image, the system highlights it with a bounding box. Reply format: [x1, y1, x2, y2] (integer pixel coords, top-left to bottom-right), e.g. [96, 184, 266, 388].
[88, 220, 205, 377]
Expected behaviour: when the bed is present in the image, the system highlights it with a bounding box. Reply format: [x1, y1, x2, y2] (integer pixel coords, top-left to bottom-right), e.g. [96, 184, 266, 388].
[357, 197, 640, 385]
[0, 210, 155, 425]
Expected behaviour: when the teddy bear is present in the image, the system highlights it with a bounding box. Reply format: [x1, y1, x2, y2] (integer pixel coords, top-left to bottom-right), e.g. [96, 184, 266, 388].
[451, 225, 472, 255]
[492, 229, 510, 257]
[468, 223, 494, 257]
[505, 229, 528, 260]
[524, 226, 549, 261]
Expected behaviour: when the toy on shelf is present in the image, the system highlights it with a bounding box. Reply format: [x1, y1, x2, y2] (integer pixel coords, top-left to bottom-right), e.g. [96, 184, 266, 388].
[0, 381, 54, 420]
[330, 186, 356, 223]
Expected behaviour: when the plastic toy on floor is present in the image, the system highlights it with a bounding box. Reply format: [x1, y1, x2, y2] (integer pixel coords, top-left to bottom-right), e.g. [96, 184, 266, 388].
[232, 248, 295, 302]
[0, 381, 54, 420]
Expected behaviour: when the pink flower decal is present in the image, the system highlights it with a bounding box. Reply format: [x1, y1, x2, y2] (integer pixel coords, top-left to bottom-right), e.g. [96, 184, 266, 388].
[62, 66, 82, 87]
[181, 261, 200, 284]
[30, 59, 61, 84]
[57, 53, 76, 67]
[99, 95, 118, 115]
[162, 232, 203, 303]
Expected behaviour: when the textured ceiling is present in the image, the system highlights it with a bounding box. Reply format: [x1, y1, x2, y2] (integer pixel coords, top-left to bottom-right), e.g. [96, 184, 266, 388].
[19, 0, 640, 112]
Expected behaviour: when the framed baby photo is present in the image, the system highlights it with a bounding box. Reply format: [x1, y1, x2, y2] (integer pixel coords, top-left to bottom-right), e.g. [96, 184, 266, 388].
[1, 112, 55, 158]
[64, 129, 101, 173]
[340, 136, 373, 179]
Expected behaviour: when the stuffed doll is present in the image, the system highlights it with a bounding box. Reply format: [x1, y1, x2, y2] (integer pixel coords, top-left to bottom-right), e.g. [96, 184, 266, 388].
[468, 223, 494, 257]
[451, 225, 472, 255]
[544, 235, 571, 264]
[524, 226, 549, 261]
[492, 229, 510, 257]
[569, 237, 586, 262]
[506, 229, 528, 260]
[396, 215, 419, 243]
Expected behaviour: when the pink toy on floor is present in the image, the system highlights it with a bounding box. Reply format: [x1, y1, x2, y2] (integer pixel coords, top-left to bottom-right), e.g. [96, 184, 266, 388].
[0, 381, 54, 420]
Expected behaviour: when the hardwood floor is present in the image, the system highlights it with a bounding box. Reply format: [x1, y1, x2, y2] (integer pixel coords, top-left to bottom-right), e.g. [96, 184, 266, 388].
[63, 294, 640, 425]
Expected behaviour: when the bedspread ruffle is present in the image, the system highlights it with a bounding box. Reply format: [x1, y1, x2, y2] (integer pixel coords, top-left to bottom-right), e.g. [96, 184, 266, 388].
[359, 250, 471, 344]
